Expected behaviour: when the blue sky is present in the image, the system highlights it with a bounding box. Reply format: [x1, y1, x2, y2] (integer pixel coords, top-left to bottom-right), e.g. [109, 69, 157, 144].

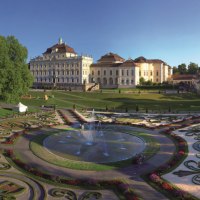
[1, 0, 200, 66]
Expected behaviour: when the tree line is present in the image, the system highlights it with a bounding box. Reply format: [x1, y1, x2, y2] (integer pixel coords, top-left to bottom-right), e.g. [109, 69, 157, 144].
[0, 35, 33, 102]
[173, 63, 199, 75]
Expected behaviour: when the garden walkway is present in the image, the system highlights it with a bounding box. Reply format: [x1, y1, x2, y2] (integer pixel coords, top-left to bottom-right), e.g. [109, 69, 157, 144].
[10, 125, 176, 200]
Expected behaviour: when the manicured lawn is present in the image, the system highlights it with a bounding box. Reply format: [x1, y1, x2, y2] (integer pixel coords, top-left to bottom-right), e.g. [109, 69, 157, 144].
[0, 108, 13, 118]
[20, 90, 200, 112]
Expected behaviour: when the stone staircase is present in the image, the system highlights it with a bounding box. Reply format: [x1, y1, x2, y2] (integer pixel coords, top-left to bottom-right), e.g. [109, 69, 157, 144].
[59, 109, 82, 128]
[193, 79, 200, 94]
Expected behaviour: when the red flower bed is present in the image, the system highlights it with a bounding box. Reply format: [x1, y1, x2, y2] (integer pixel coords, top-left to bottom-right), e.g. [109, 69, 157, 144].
[5, 152, 140, 199]
[161, 182, 173, 190]
[1, 131, 25, 145]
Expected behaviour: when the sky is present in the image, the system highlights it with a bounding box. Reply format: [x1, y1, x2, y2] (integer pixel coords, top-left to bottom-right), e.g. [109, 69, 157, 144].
[0, 0, 200, 66]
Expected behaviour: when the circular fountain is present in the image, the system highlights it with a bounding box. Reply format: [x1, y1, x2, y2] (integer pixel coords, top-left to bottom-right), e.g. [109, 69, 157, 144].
[43, 110, 146, 163]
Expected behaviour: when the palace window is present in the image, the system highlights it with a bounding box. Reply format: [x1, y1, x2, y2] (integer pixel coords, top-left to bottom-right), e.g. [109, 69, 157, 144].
[116, 70, 118, 76]
[104, 70, 106, 75]
[157, 71, 159, 76]
[110, 70, 112, 76]
[131, 70, 134, 76]
[92, 71, 94, 75]
[127, 70, 129, 76]
[122, 70, 124, 76]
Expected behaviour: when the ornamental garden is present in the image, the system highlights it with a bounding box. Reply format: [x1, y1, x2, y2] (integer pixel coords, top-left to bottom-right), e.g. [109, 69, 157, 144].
[0, 89, 200, 200]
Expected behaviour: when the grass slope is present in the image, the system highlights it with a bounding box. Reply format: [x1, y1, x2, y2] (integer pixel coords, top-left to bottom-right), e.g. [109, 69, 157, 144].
[21, 90, 200, 112]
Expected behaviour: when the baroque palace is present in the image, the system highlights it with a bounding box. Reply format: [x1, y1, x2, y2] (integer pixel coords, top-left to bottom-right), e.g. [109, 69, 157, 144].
[29, 38, 172, 90]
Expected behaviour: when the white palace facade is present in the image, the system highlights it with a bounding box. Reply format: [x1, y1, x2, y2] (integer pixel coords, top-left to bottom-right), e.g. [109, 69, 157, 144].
[29, 38, 172, 90]
[29, 38, 93, 90]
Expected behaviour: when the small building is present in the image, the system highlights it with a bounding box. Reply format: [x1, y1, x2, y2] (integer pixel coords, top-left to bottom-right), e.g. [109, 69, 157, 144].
[171, 74, 198, 85]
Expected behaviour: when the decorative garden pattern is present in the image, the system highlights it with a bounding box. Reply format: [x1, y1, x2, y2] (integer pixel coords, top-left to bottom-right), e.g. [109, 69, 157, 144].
[173, 126, 200, 186]
[173, 160, 200, 185]
[49, 188, 102, 200]
[2, 109, 200, 199]
[0, 180, 25, 199]
[0, 162, 11, 170]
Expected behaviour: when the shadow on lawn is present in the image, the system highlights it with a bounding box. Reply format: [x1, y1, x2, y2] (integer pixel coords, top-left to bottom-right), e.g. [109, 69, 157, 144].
[102, 96, 200, 112]
[159, 93, 200, 100]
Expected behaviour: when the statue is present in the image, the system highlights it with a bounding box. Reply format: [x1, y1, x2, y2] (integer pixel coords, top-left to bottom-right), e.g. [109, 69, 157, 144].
[44, 95, 48, 101]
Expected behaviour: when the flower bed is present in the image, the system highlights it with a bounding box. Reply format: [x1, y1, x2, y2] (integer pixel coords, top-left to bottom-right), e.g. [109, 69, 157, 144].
[4, 149, 141, 199]
[0, 181, 24, 195]
[1, 130, 26, 145]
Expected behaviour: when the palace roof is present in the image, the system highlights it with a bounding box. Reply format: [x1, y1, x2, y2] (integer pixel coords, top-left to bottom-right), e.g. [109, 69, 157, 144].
[43, 43, 76, 54]
[97, 52, 125, 63]
[134, 56, 167, 65]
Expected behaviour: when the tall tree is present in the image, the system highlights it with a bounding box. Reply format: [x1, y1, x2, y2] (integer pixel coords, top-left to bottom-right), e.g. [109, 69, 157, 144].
[172, 66, 179, 74]
[187, 62, 199, 74]
[139, 77, 145, 85]
[0, 35, 33, 102]
[177, 63, 187, 74]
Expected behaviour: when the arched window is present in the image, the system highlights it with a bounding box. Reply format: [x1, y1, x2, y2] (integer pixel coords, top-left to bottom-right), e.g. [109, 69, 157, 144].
[109, 77, 113, 85]
[103, 78, 107, 85]
[115, 78, 118, 84]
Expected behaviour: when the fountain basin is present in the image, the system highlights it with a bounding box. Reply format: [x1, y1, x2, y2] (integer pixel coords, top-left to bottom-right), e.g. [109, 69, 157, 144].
[43, 129, 146, 164]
